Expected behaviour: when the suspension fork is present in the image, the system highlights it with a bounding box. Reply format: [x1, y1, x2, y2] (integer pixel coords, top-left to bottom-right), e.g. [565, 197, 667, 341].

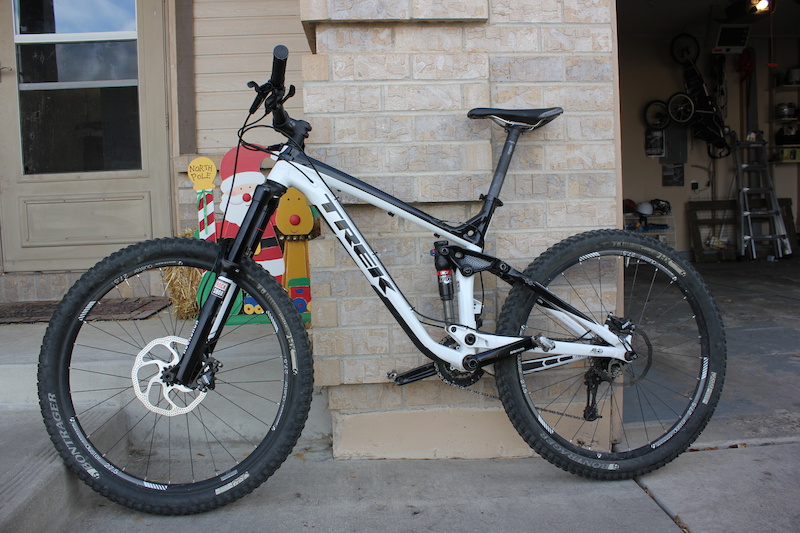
[169, 181, 287, 388]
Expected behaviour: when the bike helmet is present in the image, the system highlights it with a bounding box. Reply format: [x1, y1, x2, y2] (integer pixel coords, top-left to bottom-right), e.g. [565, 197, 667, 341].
[623, 199, 638, 213]
[650, 198, 671, 215]
[636, 201, 653, 215]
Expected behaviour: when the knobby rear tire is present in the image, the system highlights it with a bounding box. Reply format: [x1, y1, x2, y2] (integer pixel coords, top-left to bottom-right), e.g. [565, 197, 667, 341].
[38, 238, 314, 514]
[495, 230, 726, 479]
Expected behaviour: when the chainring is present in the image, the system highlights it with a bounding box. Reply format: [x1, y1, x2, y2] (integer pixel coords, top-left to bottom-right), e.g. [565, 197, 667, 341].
[435, 360, 484, 387]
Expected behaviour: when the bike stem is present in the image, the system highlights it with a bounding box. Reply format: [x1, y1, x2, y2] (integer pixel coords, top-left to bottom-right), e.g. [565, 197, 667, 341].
[171, 180, 286, 388]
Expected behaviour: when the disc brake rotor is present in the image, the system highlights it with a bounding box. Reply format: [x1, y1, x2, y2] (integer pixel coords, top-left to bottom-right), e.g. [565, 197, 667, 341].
[131, 336, 206, 416]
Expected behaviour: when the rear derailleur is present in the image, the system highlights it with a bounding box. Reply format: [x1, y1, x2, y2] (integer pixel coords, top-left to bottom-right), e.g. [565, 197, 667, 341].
[582, 314, 638, 421]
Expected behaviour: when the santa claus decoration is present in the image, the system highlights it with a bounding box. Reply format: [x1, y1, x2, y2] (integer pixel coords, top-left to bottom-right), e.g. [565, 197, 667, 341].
[217, 146, 284, 283]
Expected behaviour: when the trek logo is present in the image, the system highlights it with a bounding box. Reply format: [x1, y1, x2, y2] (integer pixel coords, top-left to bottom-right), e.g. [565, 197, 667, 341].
[322, 196, 394, 295]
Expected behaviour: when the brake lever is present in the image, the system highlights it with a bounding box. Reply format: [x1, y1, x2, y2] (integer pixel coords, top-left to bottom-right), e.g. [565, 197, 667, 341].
[247, 80, 273, 115]
[280, 85, 296, 105]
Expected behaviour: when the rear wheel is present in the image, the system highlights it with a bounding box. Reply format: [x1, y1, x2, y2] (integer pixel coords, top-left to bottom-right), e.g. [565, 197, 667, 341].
[495, 230, 726, 479]
[38, 237, 313, 514]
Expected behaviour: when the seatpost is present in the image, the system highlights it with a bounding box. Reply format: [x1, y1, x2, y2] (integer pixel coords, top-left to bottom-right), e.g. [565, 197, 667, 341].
[485, 127, 523, 201]
[457, 126, 525, 248]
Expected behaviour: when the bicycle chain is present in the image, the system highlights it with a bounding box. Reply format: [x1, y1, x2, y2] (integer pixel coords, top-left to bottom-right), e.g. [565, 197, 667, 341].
[438, 370, 593, 422]
[439, 374, 589, 421]
[436, 366, 499, 400]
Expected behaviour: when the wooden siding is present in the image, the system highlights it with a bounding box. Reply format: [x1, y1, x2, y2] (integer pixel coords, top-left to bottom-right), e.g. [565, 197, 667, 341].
[193, 0, 311, 153]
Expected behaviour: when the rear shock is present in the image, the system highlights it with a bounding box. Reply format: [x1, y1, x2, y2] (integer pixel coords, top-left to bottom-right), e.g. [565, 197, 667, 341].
[433, 241, 456, 325]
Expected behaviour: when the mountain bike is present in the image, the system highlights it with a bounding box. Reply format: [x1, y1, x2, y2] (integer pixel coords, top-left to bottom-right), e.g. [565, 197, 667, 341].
[38, 46, 726, 515]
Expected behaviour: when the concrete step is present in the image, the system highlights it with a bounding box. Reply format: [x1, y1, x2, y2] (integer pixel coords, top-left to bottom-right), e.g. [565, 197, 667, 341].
[0, 408, 92, 532]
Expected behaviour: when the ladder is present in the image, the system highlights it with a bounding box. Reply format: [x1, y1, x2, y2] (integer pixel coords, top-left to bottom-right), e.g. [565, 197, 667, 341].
[733, 140, 792, 259]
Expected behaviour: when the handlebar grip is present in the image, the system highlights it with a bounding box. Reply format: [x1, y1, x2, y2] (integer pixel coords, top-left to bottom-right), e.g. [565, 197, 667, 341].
[269, 45, 289, 89]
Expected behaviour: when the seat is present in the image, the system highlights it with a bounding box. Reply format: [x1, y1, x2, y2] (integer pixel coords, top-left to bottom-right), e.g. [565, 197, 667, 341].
[467, 107, 563, 128]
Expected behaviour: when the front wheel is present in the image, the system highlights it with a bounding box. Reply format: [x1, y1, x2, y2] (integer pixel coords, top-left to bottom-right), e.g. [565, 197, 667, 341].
[38, 237, 314, 514]
[495, 230, 726, 479]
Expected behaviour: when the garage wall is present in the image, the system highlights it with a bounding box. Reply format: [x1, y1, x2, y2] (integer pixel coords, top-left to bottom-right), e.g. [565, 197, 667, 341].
[619, 30, 799, 253]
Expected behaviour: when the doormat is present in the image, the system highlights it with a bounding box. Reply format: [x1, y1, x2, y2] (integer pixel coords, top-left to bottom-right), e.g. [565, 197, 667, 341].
[0, 297, 171, 324]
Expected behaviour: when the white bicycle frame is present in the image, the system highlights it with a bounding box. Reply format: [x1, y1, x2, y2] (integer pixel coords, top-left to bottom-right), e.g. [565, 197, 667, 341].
[265, 149, 630, 372]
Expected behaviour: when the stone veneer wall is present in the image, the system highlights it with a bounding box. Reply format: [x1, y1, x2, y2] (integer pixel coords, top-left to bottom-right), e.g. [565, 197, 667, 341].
[299, 0, 620, 458]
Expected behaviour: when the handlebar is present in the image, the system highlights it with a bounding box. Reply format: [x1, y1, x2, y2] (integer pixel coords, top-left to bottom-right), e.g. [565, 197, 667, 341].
[269, 45, 288, 90]
[247, 45, 311, 148]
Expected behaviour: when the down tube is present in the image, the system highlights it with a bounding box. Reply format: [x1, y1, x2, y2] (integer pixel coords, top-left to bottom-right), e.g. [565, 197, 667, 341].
[266, 160, 466, 368]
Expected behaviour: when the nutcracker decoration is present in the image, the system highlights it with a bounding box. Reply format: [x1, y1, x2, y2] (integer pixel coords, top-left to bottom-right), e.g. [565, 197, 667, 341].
[275, 187, 315, 316]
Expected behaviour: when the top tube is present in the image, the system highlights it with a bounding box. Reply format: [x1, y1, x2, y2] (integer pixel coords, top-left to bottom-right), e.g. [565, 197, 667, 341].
[280, 147, 490, 247]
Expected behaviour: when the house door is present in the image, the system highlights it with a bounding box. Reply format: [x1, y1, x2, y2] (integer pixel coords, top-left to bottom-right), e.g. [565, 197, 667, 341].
[0, 0, 171, 272]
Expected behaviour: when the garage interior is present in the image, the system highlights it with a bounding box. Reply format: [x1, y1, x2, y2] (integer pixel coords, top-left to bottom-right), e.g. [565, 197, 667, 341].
[616, 0, 800, 262]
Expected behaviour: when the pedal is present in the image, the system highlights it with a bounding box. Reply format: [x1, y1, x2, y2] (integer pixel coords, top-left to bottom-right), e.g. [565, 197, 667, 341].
[388, 363, 437, 386]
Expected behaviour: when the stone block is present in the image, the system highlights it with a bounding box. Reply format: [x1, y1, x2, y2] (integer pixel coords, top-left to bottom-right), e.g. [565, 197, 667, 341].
[412, 0, 489, 20]
[418, 173, 490, 202]
[386, 144, 464, 173]
[329, 0, 410, 21]
[544, 143, 616, 171]
[491, 56, 564, 83]
[402, 381, 480, 407]
[302, 53, 329, 81]
[413, 54, 489, 80]
[364, 115, 414, 142]
[299, 0, 328, 21]
[307, 146, 383, 173]
[463, 82, 491, 108]
[386, 84, 463, 111]
[310, 297, 339, 327]
[546, 199, 616, 228]
[414, 114, 491, 142]
[332, 54, 411, 81]
[312, 327, 390, 356]
[339, 298, 395, 326]
[341, 355, 420, 384]
[345, 85, 382, 112]
[566, 57, 613, 82]
[491, 0, 562, 23]
[308, 238, 337, 268]
[328, 383, 403, 410]
[491, 201, 546, 230]
[564, 0, 612, 23]
[304, 85, 346, 114]
[543, 85, 614, 111]
[316, 26, 394, 53]
[567, 171, 617, 199]
[465, 25, 539, 53]
[331, 407, 533, 459]
[491, 85, 543, 108]
[369, 236, 420, 266]
[395, 25, 463, 52]
[494, 232, 552, 261]
[542, 27, 613, 53]
[314, 357, 341, 387]
[313, 269, 374, 298]
[566, 115, 615, 141]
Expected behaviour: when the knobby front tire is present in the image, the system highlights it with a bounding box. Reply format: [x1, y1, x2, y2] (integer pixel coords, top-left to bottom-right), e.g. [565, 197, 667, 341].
[38, 238, 313, 514]
[495, 230, 726, 479]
